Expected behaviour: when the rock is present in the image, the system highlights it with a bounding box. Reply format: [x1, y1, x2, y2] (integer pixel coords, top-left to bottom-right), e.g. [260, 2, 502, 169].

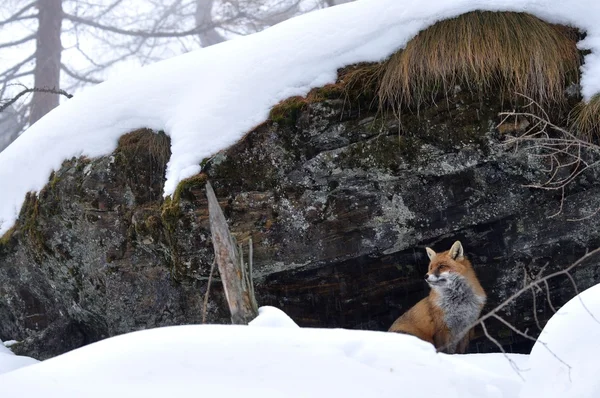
[1, 89, 599, 359]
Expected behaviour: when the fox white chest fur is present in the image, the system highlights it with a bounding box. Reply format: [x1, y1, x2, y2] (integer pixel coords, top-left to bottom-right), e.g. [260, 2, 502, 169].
[432, 273, 486, 351]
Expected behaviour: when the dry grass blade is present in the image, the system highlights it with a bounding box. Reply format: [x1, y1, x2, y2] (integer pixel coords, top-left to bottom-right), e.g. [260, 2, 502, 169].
[379, 11, 580, 112]
[570, 94, 600, 140]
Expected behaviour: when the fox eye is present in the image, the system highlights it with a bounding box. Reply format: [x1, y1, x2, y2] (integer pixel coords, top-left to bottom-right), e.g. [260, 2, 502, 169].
[438, 264, 447, 270]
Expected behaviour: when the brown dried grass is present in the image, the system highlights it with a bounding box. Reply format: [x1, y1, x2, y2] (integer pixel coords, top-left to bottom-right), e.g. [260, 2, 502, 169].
[379, 11, 580, 112]
[570, 95, 600, 140]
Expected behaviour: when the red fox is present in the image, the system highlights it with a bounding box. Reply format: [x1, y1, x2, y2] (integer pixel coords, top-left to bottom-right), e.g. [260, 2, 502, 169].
[389, 241, 486, 354]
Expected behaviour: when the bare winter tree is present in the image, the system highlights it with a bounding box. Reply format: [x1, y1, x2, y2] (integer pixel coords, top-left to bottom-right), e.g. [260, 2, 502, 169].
[196, 0, 226, 46]
[30, 0, 63, 124]
[0, 0, 354, 152]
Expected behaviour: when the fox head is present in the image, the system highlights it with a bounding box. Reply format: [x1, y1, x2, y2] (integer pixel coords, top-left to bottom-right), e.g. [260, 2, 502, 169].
[424, 241, 470, 288]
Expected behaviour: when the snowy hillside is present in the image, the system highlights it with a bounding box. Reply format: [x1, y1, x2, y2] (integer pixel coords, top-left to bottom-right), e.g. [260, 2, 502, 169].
[2, 0, 600, 234]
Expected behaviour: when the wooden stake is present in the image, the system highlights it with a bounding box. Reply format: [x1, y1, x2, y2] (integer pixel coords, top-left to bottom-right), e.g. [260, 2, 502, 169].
[206, 180, 258, 324]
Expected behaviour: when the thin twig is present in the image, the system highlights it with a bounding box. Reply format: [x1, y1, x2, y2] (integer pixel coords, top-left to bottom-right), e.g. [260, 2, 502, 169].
[480, 321, 525, 381]
[202, 260, 216, 324]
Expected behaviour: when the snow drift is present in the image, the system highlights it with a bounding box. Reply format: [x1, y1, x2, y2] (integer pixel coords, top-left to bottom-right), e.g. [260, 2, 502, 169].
[0, 339, 39, 376]
[0, 307, 525, 397]
[2, 281, 600, 396]
[520, 283, 600, 398]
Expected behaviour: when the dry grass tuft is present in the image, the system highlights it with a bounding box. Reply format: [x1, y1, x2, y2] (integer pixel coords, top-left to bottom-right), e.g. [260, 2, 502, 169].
[379, 11, 580, 112]
[337, 63, 383, 111]
[268, 62, 383, 125]
[570, 95, 600, 140]
[116, 128, 171, 167]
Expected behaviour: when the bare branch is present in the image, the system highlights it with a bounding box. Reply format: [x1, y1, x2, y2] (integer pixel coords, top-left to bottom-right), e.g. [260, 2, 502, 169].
[0, 86, 73, 114]
[0, 54, 36, 80]
[60, 64, 102, 84]
[0, 1, 37, 27]
[499, 95, 600, 219]
[64, 12, 225, 38]
[564, 270, 600, 325]
[544, 279, 557, 313]
[0, 34, 36, 49]
[480, 321, 525, 381]
[444, 246, 600, 356]
[0, 69, 34, 86]
[530, 286, 543, 332]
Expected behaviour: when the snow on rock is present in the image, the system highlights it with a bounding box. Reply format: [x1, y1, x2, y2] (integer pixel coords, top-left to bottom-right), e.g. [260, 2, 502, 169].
[0, 324, 522, 397]
[249, 306, 300, 328]
[520, 283, 600, 398]
[2, 340, 18, 348]
[0, 339, 12, 355]
[0, 339, 39, 376]
[2, 0, 600, 235]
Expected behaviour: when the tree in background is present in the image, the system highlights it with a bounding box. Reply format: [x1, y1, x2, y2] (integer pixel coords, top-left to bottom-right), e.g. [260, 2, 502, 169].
[0, 0, 353, 151]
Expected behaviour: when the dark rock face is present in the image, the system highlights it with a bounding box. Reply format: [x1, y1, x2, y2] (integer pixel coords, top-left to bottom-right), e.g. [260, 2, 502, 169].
[1, 93, 599, 359]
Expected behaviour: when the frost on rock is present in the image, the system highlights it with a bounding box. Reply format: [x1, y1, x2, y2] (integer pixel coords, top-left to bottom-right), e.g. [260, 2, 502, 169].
[2, 0, 600, 235]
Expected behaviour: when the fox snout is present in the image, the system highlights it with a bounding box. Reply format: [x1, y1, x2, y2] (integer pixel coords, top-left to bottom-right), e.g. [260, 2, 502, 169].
[425, 272, 449, 286]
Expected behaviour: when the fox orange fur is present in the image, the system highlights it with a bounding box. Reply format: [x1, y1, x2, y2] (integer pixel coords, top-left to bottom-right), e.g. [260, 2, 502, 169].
[389, 241, 486, 354]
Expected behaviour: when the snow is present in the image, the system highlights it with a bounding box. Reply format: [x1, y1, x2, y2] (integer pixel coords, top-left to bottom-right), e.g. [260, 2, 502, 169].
[0, 339, 39, 376]
[0, 308, 523, 397]
[2, 0, 600, 234]
[2, 340, 18, 348]
[1, 285, 599, 397]
[520, 283, 600, 398]
[248, 305, 300, 328]
[0, 339, 12, 355]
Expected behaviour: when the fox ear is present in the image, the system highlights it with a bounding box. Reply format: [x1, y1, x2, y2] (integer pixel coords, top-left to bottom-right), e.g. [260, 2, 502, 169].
[425, 247, 436, 260]
[450, 241, 464, 260]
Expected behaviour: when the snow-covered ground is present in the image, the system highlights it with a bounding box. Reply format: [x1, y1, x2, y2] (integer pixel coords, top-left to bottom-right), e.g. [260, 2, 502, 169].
[0, 339, 38, 375]
[520, 283, 600, 398]
[2, 0, 600, 234]
[0, 306, 526, 397]
[1, 283, 598, 398]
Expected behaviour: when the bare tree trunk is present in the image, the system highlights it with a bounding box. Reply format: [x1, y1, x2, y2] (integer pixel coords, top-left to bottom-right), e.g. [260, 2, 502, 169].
[206, 180, 258, 324]
[30, 0, 63, 125]
[195, 0, 225, 47]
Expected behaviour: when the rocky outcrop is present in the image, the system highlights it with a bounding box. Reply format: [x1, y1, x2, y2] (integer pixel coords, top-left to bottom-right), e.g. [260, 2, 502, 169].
[1, 87, 599, 359]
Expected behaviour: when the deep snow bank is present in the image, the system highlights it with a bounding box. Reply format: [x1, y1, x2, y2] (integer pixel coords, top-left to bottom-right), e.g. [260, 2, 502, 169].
[0, 313, 523, 397]
[520, 283, 600, 398]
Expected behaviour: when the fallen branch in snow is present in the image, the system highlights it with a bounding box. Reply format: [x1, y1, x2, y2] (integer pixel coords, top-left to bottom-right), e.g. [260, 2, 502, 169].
[206, 180, 258, 324]
[0, 86, 73, 114]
